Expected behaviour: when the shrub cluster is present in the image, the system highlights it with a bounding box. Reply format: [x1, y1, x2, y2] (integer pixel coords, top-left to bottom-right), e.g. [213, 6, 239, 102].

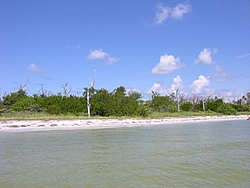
[0, 86, 249, 117]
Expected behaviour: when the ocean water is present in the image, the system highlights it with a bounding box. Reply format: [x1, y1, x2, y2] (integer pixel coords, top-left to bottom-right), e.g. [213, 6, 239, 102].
[0, 120, 250, 188]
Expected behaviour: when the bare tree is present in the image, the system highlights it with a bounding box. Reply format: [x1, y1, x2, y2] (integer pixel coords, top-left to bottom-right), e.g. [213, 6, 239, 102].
[190, 95, 201, 111]
[87, 68, 96, 118]
[38, 84, 52, 97]
[176, 89, 180, 112]
[171, 89, 186, 112]
[19, 79, 30, 91]
[201, 94, 213, 111]
[151, 90, 160, 99]
[62, 82, 71, 96]
[190, 94, 213, 112]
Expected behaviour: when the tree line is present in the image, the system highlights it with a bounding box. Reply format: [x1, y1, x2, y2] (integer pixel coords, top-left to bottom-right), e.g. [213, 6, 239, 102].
[0, 85, 250, 117]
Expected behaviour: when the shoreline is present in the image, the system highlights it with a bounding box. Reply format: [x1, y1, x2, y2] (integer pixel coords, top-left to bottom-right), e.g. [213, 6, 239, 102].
[0, 115, 248, 132]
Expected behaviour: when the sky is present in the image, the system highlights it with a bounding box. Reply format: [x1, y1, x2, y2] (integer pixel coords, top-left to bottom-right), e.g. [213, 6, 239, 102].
[1, 0, 250, 100]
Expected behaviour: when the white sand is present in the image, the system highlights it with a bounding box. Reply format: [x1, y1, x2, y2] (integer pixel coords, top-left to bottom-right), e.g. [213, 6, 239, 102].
[0, 115, 249, 132]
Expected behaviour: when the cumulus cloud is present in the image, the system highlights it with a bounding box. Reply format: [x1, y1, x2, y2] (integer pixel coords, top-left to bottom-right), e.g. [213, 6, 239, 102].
[190, 75, 211, 95]
[88, 49, 108, 59]
[87, 49, 119, 65]
[194, 48, 228, 82]
[148, 82, 169, 96]
[194, 48, 217, 65]
[171, 75, 184, 91]
[148, 76, 184, 97]
[151, 54, 185, 74]
[27, 64, 43, 72]
[153, 2, 191, 24]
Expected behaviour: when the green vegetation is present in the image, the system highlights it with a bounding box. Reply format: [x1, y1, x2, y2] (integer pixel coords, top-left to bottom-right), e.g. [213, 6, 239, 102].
[0, 85, 250, 120]
[216, 103, 237, 115]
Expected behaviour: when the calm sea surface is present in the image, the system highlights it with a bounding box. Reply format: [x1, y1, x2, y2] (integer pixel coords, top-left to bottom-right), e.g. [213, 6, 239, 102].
[1, 120, 250, 188]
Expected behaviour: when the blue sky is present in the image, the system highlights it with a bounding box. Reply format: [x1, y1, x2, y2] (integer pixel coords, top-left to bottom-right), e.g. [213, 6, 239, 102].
[1, 0, 250, 100]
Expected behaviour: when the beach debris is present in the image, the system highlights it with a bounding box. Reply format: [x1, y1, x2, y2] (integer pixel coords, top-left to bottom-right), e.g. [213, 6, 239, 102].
[9, 125, 19, 128]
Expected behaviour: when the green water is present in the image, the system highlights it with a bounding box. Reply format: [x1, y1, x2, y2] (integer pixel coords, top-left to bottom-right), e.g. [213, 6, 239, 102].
[1, 120, 250, 187]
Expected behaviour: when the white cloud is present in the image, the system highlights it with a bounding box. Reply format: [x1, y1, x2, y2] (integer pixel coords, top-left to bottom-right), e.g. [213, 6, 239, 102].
[87, 49, 118, 64]
[226, 91, 233, 97]
[153, 3, 171, 24]
[126, 88, 142, 95]
[108, 57, 119, 65]
[148, 75, 185, 97]
[88, 49, 108, 59]
[227, 91, 243, 99]
[215, 72, 227, 82]
[190, 75, 211, 95]
[148, 82, 169, 96]
[194, 48, 217, 65]
[150, 82, 161, 91]
[171, 75, 184, 91]
[171, 3, 192, 19]
[27, 64, 43, 72]
[153, 2, 191, 24]
[214, 65, 228, 82]
[225, 87, 245, 102]
[151, 54, 185, 74]
[194, 49, 228, 82]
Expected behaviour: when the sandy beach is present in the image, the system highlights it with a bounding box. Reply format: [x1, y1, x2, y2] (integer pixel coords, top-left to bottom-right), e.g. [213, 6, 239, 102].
[0, 115, 248, 132]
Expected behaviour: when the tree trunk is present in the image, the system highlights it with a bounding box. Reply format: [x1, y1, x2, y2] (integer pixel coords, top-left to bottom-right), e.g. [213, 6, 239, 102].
[86, 68, 96, 118]
[87, 88, 90, 118]
[202, 99, 206, 111]
[176, 89, 180, 112]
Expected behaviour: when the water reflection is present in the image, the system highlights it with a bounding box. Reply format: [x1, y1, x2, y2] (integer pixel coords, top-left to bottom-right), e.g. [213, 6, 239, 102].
[1, 120, 250, 187]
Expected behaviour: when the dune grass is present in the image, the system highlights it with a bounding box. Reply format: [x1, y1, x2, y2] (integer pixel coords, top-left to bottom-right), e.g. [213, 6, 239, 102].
[0, 112, 87, 121]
